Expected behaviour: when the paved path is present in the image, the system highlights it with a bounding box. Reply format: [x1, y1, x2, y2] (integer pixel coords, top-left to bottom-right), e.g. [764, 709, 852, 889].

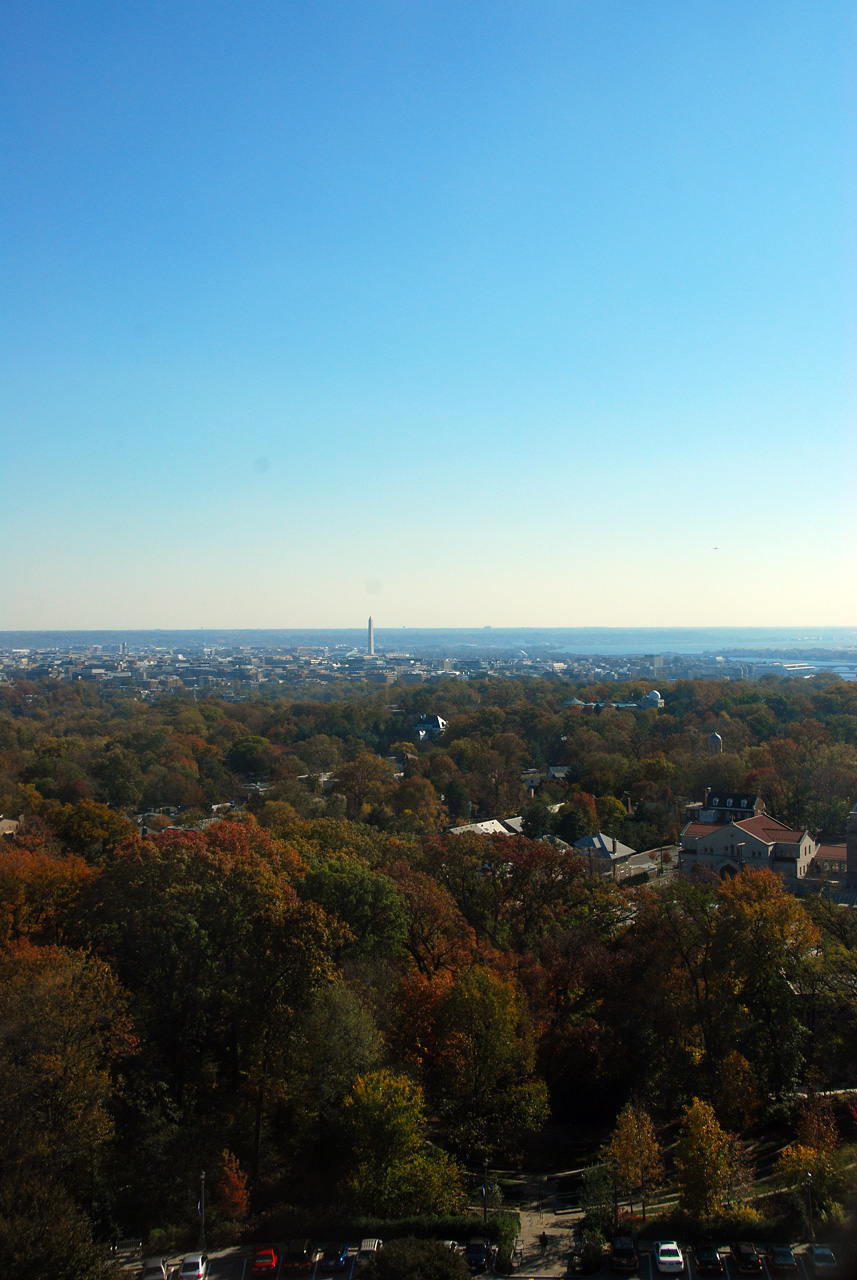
[507, 1173, 581, 1277]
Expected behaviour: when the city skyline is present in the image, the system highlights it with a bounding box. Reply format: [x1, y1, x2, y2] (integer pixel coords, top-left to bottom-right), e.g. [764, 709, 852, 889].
[2, 2, 854, 628]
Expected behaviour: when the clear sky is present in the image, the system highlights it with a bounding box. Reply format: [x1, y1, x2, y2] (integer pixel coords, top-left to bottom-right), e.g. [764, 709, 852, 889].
[2, 1, 854, 628]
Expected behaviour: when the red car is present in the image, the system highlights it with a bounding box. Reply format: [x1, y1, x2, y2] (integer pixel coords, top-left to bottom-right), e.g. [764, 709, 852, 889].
[253, 1247, 279, 1277]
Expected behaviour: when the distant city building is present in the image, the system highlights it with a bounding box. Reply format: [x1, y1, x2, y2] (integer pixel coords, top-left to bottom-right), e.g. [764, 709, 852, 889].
[564, 689, 665, 712]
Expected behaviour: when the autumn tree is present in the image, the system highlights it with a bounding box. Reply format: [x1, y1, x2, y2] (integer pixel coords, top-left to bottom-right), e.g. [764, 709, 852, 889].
[214, 1149, 249, 1222]
[0, 844, 95, 946]
[40, 799, 138, 861]
[603, 1103, 663, 1218]
[714, 1051, 761, 1133]
[0, 941, 135, 1191]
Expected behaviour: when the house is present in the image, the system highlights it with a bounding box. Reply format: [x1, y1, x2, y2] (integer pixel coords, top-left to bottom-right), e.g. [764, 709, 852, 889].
[447, 817, 521, 836]
[414, 713, 447, 742]
[679, 790, 816, 884]
[574, 832, 636, 874]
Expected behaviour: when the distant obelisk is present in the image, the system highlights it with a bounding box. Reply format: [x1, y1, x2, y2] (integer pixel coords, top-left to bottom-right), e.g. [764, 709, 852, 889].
[368, 617, 374, 656]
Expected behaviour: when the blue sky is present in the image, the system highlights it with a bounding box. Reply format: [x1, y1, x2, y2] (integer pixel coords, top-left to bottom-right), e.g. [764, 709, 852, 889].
[2, 1, 854, 627]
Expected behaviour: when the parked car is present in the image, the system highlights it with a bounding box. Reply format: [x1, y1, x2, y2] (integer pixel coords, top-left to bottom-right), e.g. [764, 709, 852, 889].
[283, 1240, 315, 1273]
[355, 1240, 383, 1270]
[252, 1246, 279, 1277]
[654, 1242, 684, 1274]
[321, 1244, 349, 1272]
[178, 1257, 209, 1280]
[808, 1246, 839, 1278]
[465, 1238, 494, 1273]
[766, 1245, 798, 1275]
[693, 1245, 724, 1276]
[610, 1238, 638, 1273]
[730, 1243, 763, 1274]
[141, 1262, 169, 1280]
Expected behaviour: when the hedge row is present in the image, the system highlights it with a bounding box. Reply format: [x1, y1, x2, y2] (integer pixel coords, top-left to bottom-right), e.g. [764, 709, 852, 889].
[252, 1210, 520, 1251]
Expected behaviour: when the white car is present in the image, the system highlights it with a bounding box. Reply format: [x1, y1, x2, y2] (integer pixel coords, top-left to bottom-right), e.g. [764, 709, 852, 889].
[179, 1255, 209, 1280]
[141, 1263, 169, 1280]
[655, 1241, 685, 1274]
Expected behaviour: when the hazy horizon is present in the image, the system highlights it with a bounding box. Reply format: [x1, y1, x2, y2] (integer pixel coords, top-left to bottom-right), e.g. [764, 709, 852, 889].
[2, 624, 856, 659]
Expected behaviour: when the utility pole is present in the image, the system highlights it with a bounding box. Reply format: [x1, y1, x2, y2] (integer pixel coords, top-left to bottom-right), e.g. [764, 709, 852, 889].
[805, 1172, 814, 1242]
[199, 1170, 206, 1251]
[482, 1157, 489, 1225]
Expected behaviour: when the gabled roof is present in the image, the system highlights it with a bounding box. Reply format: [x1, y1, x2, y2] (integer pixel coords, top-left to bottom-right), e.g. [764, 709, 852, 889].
[574, 832, 636, 860]
[682, 814, 808, 846]
[733, 814, 806, 843]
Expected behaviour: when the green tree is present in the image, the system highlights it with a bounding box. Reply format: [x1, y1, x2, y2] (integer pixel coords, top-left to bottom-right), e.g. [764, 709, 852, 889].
[343, 1070, 465, 1215]
[0, 1172, 112, 1280]
[674, 1098, 730, 1219]
[299, 861, 406, 959]
[91, 744, 144, 809]
[361, 1238, 469, 1280]
[431, 967, 549, 1159]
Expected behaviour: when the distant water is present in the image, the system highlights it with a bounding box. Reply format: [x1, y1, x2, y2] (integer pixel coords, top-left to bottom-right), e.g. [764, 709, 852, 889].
[1, 626, 856, 658]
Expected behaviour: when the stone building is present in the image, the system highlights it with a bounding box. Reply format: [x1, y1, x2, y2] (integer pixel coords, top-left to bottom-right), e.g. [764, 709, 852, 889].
[679, 790, 816, 885]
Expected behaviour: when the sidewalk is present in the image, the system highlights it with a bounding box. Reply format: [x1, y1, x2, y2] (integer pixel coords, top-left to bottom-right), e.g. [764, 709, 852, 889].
[507, 1173, 581, 1277]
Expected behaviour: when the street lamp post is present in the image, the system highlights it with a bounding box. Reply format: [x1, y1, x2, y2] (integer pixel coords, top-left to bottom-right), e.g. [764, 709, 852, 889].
[482, 1157, 489, 1225]
[805, 1171, 814, 1242]
[199, 1170, 206, 1251]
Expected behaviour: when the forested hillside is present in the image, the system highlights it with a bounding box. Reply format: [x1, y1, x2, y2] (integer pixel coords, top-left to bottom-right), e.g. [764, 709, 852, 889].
[1, 673, 857, 1271]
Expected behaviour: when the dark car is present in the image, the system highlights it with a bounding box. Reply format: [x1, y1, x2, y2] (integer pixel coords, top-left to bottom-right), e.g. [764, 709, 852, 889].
[321, 1244, 349, 1273]
[808, 1247, 838, 1278]
[283, 1240, 315, 1273]
[730, 1243, 763, 1274]
[766, 1246, 798, 1276]
[611, 1238, 638, 1273]
[693, 1245, 723, 1276]
[465, 1238, 493, 1273]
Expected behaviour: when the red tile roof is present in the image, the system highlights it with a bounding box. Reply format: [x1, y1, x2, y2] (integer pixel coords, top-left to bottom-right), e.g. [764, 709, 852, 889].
[682, 821, 726, 839]
[733, 815, 806, 843]
[815, 844, 847, 860]
[682, 815, 807, 845]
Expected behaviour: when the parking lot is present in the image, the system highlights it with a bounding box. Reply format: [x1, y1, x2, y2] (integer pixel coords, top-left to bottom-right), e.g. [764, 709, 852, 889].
[124, 1240, 846, 1280]
[595, 1246, 829, 1280]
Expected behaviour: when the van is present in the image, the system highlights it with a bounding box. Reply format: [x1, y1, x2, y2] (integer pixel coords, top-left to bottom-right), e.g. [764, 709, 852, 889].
[355, 1240, 383, 1269]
